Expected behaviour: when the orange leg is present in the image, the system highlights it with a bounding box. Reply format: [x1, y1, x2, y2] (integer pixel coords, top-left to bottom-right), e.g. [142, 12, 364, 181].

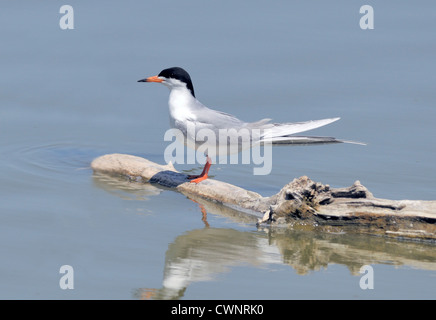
[189, 198, 210, 227]
[188, 156, 212, 184]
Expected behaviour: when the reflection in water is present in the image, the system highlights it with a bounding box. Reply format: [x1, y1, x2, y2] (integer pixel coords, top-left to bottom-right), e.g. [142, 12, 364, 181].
[92, 172, 163, 201]
[92, 172, 436, 300]
[268, 229, 436, 276]
[189, 199, 210, 227]
[136, 226, 436, 300]
[136, 228, 282, 300]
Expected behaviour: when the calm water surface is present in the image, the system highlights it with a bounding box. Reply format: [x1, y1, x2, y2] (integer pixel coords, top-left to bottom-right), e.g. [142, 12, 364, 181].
[1, 1, 435, 299]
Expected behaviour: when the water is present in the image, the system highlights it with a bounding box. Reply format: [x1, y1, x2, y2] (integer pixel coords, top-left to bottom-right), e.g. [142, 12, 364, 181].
[1, 1, 435, 299]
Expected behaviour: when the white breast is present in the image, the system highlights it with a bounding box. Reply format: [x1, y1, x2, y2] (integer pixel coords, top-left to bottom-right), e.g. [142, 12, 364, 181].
[168, 87, 197, 127]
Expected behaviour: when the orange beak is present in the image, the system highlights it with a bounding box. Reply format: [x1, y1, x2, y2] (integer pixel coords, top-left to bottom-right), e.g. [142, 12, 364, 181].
[137, 75, 163, 83]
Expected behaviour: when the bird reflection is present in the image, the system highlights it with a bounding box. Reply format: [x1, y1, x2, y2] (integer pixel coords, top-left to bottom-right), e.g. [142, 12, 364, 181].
[189, 198, 210, 228]
[135, 227, 282, 300]
[135, 203, 436, 300]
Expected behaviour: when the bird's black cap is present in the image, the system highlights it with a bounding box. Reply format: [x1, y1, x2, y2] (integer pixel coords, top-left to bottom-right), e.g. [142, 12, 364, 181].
[159, 67, 195, 97]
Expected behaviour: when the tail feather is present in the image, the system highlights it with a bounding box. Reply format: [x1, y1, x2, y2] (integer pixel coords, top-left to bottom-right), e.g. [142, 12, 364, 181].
[246, 117, 366, 146]
[260, 136, 366, 145]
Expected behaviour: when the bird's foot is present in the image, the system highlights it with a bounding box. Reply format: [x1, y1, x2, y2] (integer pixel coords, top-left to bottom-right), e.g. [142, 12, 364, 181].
[187, 156, 212, 184]
[188, 174, 209, 184]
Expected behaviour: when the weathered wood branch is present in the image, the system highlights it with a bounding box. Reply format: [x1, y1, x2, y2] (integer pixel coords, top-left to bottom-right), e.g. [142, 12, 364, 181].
[91, 154, 436, 241]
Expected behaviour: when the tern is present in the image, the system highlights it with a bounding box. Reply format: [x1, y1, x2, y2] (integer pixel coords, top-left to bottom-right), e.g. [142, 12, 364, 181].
[138, 67, 363, 183]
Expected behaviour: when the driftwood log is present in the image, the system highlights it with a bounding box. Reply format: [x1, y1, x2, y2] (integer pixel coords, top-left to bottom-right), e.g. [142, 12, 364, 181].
[91, 154, 436, 242]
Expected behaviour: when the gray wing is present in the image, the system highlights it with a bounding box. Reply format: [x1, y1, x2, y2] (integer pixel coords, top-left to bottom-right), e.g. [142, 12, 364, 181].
[192, 106, 246, 130]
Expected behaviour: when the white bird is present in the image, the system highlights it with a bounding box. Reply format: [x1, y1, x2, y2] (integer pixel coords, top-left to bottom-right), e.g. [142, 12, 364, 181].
[138, 67, 363, 183]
